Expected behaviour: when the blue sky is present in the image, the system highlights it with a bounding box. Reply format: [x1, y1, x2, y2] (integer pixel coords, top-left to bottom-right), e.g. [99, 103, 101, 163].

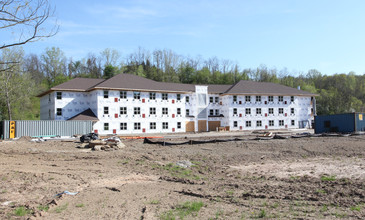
[6, 0, 365, 75]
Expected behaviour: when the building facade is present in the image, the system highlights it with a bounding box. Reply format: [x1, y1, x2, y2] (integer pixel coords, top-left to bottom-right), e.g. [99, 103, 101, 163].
[38, 74, 317, 135]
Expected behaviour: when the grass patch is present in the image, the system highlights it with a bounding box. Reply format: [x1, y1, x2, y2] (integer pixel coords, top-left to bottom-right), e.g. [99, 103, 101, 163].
[163, 163, 200, 180]
[54, 203, 68, 213]
[37, 205, 49, 212]
[316, 189, 326, 194]
[350, 204, 362, 211]
[118, 159, 129, 165]
[149, 200, 160, 205]
[14, 206, 33, 216]
[321, 175, 336, 181]
[76, 203, 85, 208]
[160, 201, 204, 220]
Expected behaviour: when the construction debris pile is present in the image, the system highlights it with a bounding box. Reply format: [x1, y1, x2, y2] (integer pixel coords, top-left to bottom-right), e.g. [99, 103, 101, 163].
[78, 136, 125, 151]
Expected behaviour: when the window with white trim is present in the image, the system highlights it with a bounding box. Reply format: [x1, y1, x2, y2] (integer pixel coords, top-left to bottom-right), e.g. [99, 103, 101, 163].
[186, 109, 190, 116]
[104, 123, 109, 130]
[134, 122, 141, 130]
[245, 96, 251, 102]
[177, 108, 181, 115]
[177, 94, 181, 101]
[269, 120, 274, 126]
[150, 122, 156, 130]
[209, 97, 214, 103]
[268, 96, 274, 102]
[120, 107, 127, 115]
[177, 122, 181, 129]
[256, 96, 261, 102]
[291, 120, 295, 126]
[56, 92, 62, 100]
[233, 95, 237, 102]
[215, 97, 219, 103]
[133, 92, 140, 99]
[279, 108, 284, 114]
[256, 108, 261, 115]
[162, 107, 168, 115]
[291, 108, 295, 114]
[103, 90, 109, 98]
[215, 109, 219, 116]
[104, 106, 109, 115]
[120, 123, 127, 130]
[246, 121, 251, 127]
[149, 92, 156, 100]
[268, 108, 274, 115]
[233, 121, 238, 127]
[186, 96, 190, 103]
[162, 122, 168, 129]
[256, 120, 262, 127]
[233, 108, 237, 115]
[291, 96, 294, 102]
[209, 109, 214, 116]
[278, 96, 283, 102]
[56, 108, 62, 116]
[245, 108, 251, 115]
[150, 107, 156, 115]
[162, 93, 168, 100]
[279, 120, 284, 126]
[134, 107, 140, 115]
[120, 91, 127, 99]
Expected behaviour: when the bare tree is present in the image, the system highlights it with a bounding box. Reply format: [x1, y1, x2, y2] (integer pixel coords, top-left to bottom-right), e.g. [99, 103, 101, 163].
[0, 0, 58, 50]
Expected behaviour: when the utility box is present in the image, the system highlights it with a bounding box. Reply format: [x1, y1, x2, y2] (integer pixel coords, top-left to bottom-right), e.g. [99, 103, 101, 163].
[314, 113, 365, 134]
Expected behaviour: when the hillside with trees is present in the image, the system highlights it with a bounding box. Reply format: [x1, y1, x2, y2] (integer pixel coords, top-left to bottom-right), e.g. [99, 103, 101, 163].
[0, 46, 364, 120]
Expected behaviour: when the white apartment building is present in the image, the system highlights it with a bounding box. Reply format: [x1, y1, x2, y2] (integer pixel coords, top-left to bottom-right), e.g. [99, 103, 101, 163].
[38, 74, 317, 135]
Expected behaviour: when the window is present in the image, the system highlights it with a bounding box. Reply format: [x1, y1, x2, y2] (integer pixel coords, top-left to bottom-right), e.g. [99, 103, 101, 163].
[256, 108, 262, 115]
[177, 108, 181, 115]
[215, 97, 219, 103]
[245, 96, 251, 102]
[56, 92, 62, 100]
[233, 108, 237, 115]
[162, 122, 168, 129]
[278, 96, 283, 102]
[120, 91, 127, 99]
[215, 109, 219, 116]
[233, 121, 238, 127]
[256, 96, 261, 102]
[133, 92, 140, 100]
[177, 94, 181, 101]
[291, 96, 294, 102]
[186, 109, 190, 116]
[134, 107, 140, 115]
[48, 109, 51, 118]
[104, 123, 109, 130]
[256, 120, 262, 127]
[162, 107, 168, 115]
[291, 120, 295, 126]
[162, 93, 168, 100]
[246, 121, 251, 127]
[268, 96, 274, 102]
[291, 108, 295, 114]
[177, 122, 181, 129]
[233, 95, 237, 102]
[150, 107, 156, 115]
[120, 123, 127, 130]
[103, 90, 109, 98]
[104, 106, 109, 115]
[120, 107, 127, 115]
[269, 120, 274, 126]
[186, 96, 190, 103]
[245, 108, 251, 115]
[279, 108, 284, 114]
[210, 109, 214, 116]
[279, 120, 284, 126]
[209, 97, 214, 103]
[150, 122, 156, 130]
[134, 122, 141, 130]
[269, 108, 274, 115]
[56, 108, 62, 116]
[149, 92, 156, 100]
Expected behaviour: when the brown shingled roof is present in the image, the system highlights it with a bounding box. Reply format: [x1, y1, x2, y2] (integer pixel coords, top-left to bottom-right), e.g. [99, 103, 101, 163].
[224, 80, 317, 96]
[37, 78, 105, 97]
[93, 74, 195, 93]
[37, 73, 317, 97]
[68, 108, 98, 121]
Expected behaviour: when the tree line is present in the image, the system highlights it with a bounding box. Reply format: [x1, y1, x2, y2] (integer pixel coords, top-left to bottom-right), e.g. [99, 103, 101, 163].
[0, 46, 364, 120]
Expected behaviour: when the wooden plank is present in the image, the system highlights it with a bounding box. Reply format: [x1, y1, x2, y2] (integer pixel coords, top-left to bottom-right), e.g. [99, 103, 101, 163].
[198, 120, 207, 132]
[208, 121, 221, 131]
[185, 121, 195, 132]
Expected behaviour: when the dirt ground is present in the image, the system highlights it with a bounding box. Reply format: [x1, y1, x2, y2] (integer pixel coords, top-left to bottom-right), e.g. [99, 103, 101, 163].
[1, 132, 365, 219]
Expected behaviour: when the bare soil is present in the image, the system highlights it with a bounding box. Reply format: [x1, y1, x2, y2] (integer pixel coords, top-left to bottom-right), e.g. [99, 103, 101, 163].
[1, 134, 365, 219]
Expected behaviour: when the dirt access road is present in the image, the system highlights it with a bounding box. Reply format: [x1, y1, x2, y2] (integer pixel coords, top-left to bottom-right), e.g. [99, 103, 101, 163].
[0, 133, 365, 219]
